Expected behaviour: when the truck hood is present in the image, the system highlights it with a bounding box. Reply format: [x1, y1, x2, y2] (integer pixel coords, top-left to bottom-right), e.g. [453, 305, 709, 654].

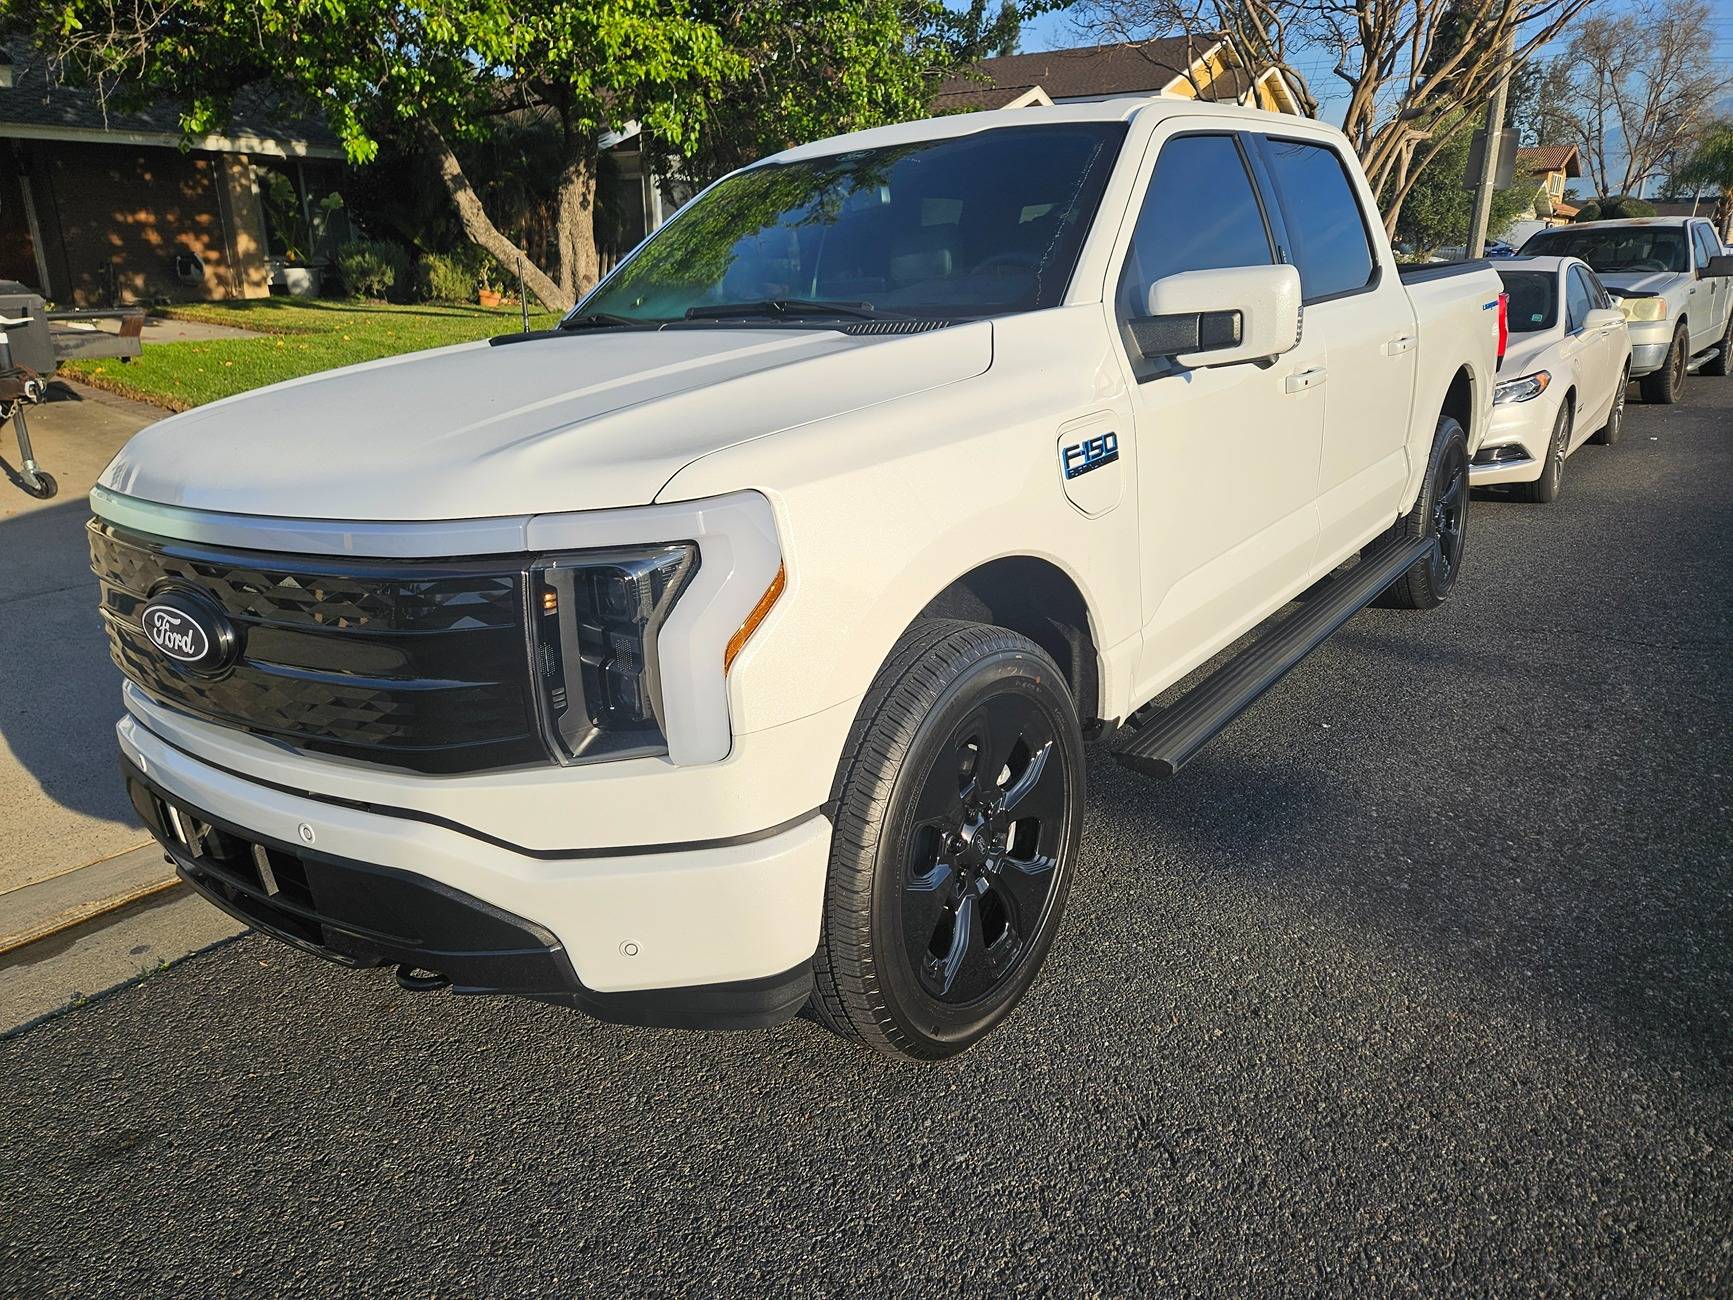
[1597, 270, 1682, 297]
[99, 323, 993, 520]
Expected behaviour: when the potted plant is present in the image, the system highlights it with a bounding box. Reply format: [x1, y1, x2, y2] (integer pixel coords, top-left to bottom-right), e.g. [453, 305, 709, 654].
[477, 259, 502, 309]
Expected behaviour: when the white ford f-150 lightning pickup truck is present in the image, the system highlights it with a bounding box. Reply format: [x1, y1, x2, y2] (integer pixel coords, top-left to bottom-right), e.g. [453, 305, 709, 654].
[92, 99, 1503, 1060]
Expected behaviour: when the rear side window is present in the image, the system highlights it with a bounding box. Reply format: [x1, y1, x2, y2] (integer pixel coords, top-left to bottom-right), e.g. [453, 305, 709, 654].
[1116, 134, 1273, 321]
[1257, 138, 1377, 301]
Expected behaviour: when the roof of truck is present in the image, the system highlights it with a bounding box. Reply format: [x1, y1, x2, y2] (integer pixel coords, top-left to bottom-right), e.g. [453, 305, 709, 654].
[760, 97, 1340, 168]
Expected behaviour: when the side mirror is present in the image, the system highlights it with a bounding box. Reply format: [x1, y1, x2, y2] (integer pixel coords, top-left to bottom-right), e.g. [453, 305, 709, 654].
[1584, 306, 1624, 331]
[1130, 264, 1303, 368]
[1704, 254, 1733, 278]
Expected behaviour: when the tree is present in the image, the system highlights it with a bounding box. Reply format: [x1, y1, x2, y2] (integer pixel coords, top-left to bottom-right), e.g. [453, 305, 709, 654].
[1675, 122, 1733, 238]
[642, 1, 948, 187]
[1394, 114, 1531, 254]
[35, 0, 744, 310]
[33, 0, 978, 311]
[1556, 0, 1729, 199]
[1074, 0, 1596, 234]
[1506, 58, 1575, 148]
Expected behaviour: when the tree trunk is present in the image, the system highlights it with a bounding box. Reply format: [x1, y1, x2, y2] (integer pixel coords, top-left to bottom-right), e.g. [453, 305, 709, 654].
[419, 124, 571, 313]
[553, 152, 602, 302]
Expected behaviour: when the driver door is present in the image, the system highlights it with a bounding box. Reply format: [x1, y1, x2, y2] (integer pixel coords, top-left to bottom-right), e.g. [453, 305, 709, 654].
[1114, 126, 1326, 701]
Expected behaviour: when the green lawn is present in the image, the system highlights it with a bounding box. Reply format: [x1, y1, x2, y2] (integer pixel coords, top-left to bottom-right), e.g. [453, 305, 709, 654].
[63, 299, 560, 410]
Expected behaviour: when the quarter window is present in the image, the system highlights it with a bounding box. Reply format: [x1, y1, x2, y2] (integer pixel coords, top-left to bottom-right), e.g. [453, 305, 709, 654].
[1116, 134, 1273, 322]
[1257, 138, 1377, 301]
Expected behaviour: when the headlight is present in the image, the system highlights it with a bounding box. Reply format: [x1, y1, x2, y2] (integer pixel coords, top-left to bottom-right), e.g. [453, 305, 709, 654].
[1616, 295, 1667, 322]
[1493, 370, 1551, 404]
[530, 544, 697, 762]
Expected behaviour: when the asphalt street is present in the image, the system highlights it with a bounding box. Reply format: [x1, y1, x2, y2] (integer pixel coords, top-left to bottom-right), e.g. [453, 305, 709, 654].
[3, 376, 1730, 1298]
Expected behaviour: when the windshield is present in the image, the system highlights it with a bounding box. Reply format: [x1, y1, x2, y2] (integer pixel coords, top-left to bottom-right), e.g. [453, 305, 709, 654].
[576, 124, 1127, 324]
[1519, 227, 1688, 275]
[1498, 270, 1558, 333]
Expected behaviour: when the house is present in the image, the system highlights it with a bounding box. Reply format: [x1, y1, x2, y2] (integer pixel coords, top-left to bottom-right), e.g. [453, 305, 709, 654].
[1515, 145, 1582, 224]
[0, 42, 349, 305]
[933, 36, 1307, 117]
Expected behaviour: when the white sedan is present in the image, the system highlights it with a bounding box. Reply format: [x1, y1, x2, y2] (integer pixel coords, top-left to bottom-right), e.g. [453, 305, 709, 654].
[1472, 255, 1632, 503]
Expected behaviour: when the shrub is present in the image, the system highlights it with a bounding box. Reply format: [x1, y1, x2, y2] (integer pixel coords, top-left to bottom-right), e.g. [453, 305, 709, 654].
[418, 250, 481, 303]
[336, 239, 409, 299]
[1574, 195, 1657, 222]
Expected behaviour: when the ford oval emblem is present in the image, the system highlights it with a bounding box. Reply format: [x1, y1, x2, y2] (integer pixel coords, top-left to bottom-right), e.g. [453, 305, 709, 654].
[141, 590, 237, 674]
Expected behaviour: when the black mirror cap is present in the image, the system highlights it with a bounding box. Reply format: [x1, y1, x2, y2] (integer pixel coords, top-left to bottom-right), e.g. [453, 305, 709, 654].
[1129, 309, 1243, 361]
[1704, 254, 1733, 278]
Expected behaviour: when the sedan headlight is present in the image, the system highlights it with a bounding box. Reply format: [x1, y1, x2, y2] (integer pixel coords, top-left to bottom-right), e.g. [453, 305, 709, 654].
[530, 544, 698, 762]
[1616, 295, 1668, 322]
[1493, 370, 1551, 404]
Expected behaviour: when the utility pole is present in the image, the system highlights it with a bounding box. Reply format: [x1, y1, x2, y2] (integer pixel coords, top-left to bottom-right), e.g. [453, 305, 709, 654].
[1466, 26, 1517, 258]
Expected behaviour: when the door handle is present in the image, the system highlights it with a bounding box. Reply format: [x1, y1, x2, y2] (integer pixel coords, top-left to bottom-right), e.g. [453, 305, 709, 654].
[1284, 365, 1327, 394]
[1383, 335, 1417, 355]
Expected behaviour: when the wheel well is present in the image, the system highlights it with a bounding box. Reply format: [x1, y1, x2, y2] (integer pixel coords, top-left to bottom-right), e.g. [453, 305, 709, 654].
[917, 557, 1100, 721]
[1441, 366, 1473, 435]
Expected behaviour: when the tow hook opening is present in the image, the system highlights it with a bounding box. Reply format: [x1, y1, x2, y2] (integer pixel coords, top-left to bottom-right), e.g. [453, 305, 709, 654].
[395, 964, 451, 992]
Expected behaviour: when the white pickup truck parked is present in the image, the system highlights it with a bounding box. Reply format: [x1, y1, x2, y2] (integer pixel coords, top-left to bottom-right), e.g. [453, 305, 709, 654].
[92, 99, 1503, 1061]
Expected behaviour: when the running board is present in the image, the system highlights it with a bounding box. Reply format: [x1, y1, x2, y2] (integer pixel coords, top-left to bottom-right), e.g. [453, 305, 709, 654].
[1112, 532, 1438, 779]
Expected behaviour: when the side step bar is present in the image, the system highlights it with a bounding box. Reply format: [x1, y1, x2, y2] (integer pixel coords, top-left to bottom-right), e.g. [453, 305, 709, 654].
[1112, 532, 1438, 779]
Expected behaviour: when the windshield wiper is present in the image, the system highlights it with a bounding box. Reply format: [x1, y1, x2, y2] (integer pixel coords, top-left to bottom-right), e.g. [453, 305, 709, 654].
[559, 311, 645, 330]
[683, 299, 896, 322]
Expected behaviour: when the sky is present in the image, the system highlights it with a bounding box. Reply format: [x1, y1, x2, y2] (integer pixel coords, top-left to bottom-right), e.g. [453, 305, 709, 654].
[1014, 0, 1733, 131]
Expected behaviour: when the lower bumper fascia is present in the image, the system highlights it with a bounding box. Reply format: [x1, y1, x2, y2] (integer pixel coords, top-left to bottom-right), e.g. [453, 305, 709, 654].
[125, 756, 814, 1031]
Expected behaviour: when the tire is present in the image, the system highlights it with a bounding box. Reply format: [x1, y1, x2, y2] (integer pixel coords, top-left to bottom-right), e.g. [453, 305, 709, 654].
[1383, 414, 1469, 610]
[810, 619, 1086, 1062]
[1589, 367, 1628, 445]
[1519, 398, 1572, 504]
[1701, 310, 1733, 377]
[19, 470, 57, 500]
[1640, 326, 1688, 404]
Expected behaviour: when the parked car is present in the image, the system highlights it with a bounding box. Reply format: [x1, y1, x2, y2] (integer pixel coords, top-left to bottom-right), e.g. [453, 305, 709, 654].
[1518, 217, 1733, 403]
[1472, 257, 1631, 502]
[89, 100, 1504, 1061]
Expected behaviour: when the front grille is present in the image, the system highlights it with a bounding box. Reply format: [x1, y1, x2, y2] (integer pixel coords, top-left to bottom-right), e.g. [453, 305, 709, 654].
[91, 520, 547, 772]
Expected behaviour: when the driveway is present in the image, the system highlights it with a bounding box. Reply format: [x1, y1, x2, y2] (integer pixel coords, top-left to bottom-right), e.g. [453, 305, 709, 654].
[0, 384, 157, 894]
[2, 376, 1730, 1296]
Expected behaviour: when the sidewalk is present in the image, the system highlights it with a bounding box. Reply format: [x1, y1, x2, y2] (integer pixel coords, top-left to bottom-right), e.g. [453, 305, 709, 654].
[0, 382, 245, 1028]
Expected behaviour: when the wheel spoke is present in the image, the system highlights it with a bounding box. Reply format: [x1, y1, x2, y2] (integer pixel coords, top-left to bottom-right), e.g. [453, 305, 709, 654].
[999, 739, 1056, 816]
[932, 892, 977, 997]
[991, 852, 1057, 927]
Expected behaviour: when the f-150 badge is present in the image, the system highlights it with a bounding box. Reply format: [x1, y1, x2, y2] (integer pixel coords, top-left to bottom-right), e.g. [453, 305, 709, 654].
[1061, 431, 1119, 480]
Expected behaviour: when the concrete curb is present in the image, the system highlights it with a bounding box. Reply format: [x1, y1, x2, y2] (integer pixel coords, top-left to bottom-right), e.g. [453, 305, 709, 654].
[0, 841, 177, 956]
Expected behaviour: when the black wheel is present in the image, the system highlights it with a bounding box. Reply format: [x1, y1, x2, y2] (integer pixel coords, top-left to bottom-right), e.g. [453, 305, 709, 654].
[1701, 310, 1733, 377]
[1520, 399, 1571, 504]
[19, 470, 57, 500]
[1384, 415, 1468, 610]
[810, 620, 1085, 1061]
[1640, 327, 1688, 403]
[1589, 367, 1628, 445]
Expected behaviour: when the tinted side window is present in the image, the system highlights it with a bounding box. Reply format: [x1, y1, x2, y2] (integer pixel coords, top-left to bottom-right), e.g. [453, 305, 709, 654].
[1565, 267, 1594, 331]
[1116, 134, 1272, 321]
[1258, 138, 1377, 300]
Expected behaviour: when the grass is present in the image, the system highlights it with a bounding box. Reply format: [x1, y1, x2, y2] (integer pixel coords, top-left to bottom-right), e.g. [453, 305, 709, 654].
[63, 298, 559, 411]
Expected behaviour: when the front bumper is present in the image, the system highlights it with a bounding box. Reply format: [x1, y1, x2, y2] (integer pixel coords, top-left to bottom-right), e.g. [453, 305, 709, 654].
[1626, 321, 1675, 377]
[1469, 393, 1554, 486]
[119, 716, 831, 1029]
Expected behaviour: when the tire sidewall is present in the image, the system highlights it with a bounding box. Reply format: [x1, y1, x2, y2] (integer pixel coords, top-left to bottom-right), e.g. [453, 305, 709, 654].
[867, 647, 1085, 1055]
[1407, 416, 1469, 603]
